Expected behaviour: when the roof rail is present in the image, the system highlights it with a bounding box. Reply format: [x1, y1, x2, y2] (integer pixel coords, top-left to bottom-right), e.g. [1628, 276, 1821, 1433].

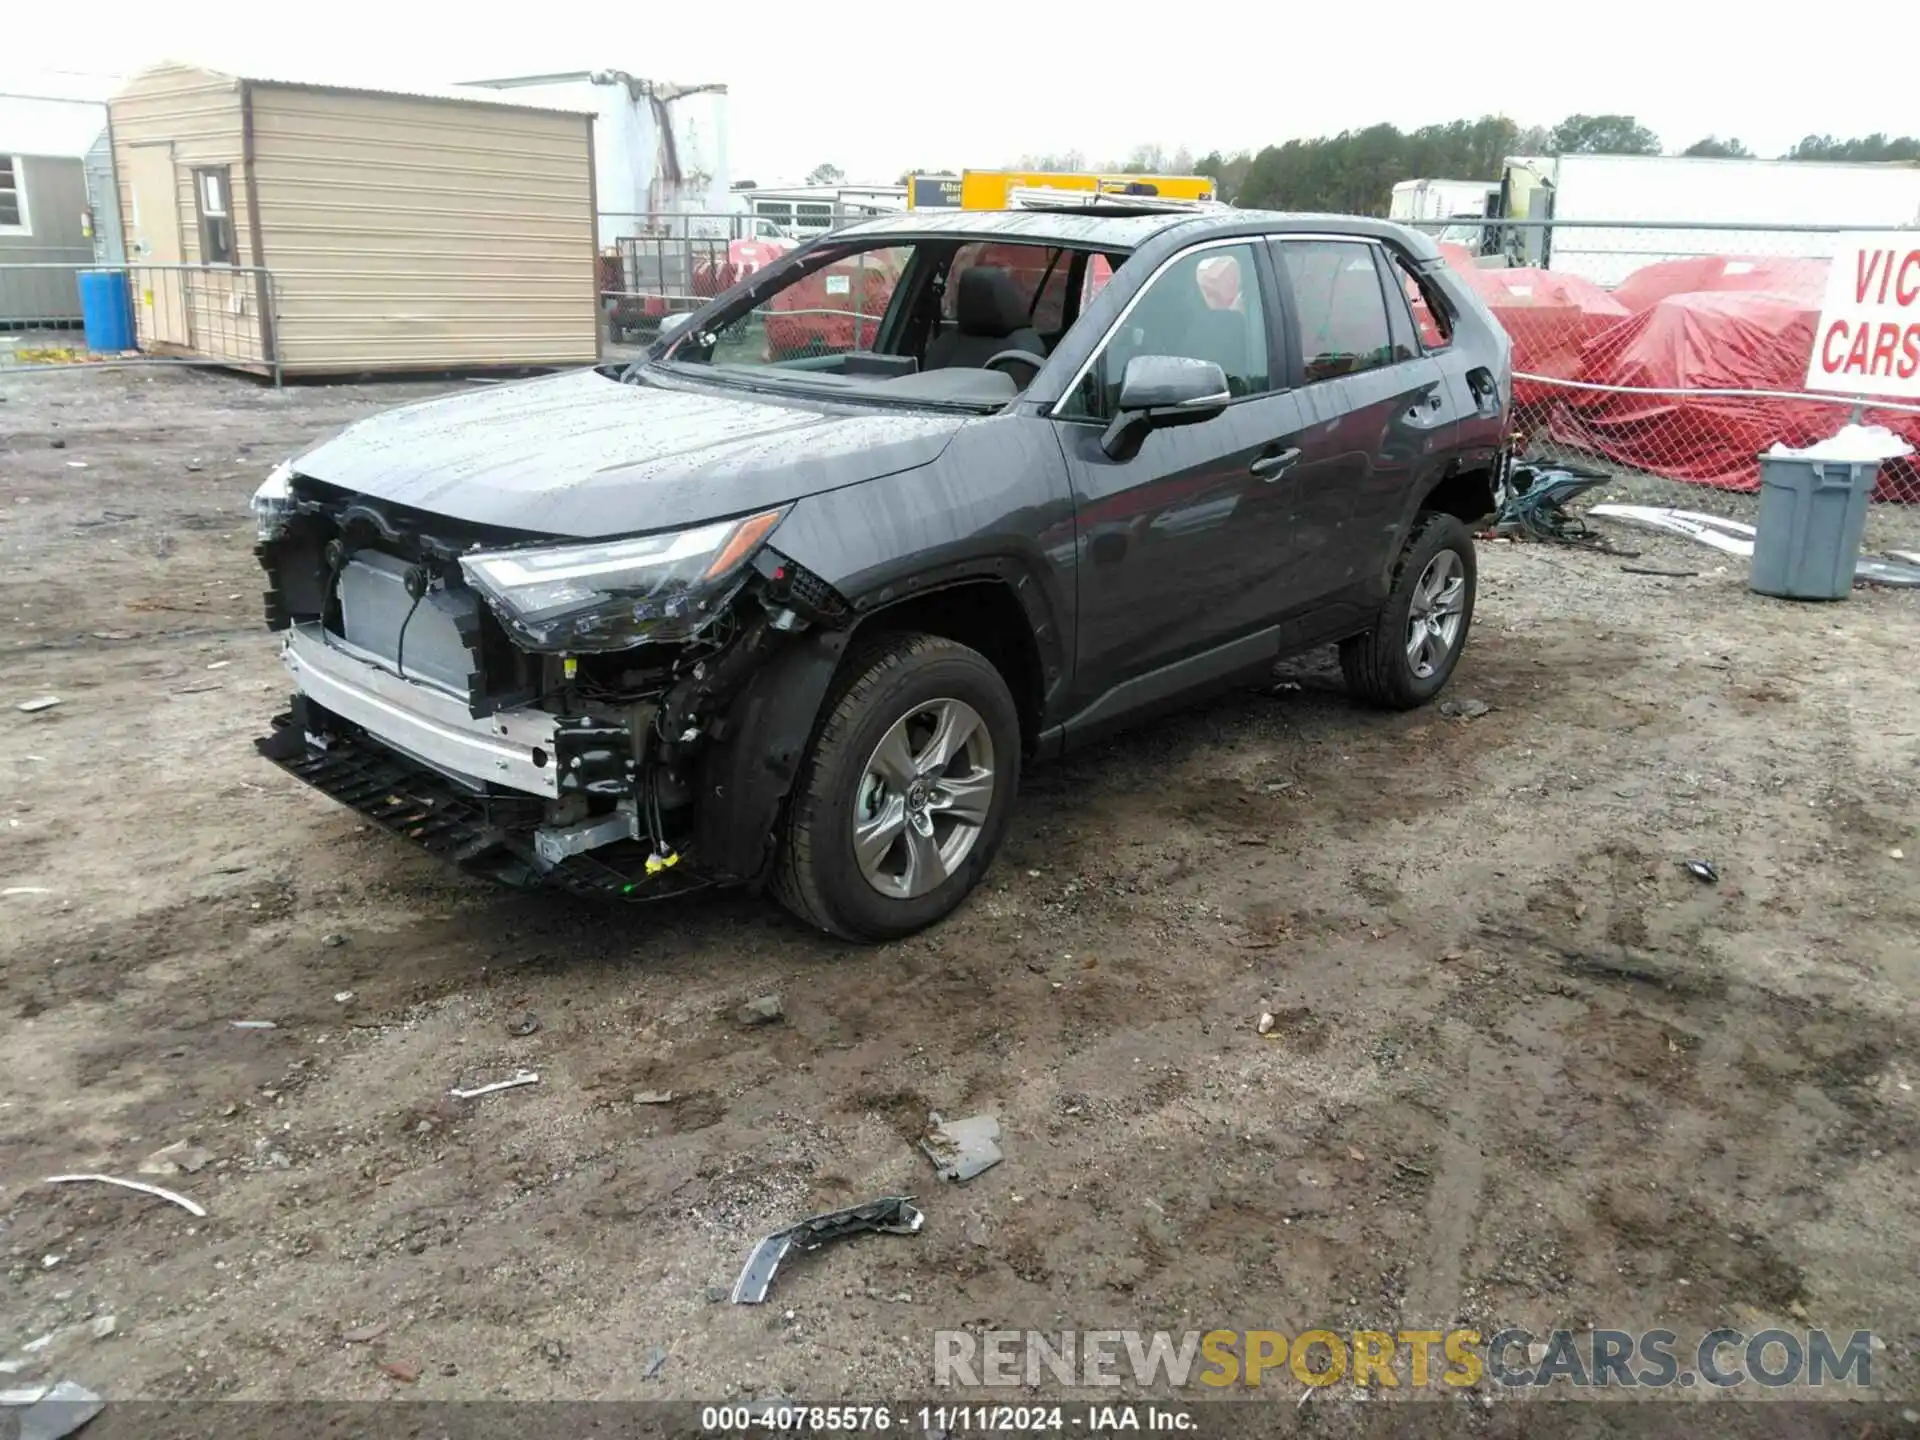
[1005, 186, 1229, 215]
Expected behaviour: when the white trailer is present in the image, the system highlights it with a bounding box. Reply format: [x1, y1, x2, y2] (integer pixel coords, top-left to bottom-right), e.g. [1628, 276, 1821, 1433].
[1389, 178, 1497, 225]
[459, 70, 731, 249]
[735, 183, 907, 238]
[1471, 153, 1920, 286]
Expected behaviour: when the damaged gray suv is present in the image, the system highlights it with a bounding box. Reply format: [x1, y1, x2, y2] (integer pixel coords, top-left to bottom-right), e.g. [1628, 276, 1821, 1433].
[253, 204, 1510, 939]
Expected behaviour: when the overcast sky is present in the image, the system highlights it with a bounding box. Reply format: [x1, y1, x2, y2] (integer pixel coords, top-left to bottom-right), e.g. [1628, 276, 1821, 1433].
[4, 0, 1913, 183]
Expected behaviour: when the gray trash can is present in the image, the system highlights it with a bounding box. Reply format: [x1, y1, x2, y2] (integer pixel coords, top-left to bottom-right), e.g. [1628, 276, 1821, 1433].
[1748, 455, 1880, 601]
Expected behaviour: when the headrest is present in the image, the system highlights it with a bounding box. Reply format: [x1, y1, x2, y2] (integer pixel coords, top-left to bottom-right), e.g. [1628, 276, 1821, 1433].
[955, 266, 1030, 337]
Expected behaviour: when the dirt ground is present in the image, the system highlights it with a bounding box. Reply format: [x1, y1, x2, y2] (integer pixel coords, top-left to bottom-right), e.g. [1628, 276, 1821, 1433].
[3, 367, 1919, 1428]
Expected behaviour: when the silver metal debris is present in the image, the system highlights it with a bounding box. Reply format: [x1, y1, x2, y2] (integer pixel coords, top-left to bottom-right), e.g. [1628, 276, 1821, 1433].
[7, 1381, 104, 1440]
[1589, 505, 1756, 556]
[450, 1071, 539, 1100]
[921, 1113, 1004, 1183]
[1591, 504, 1920, 586]
[43, 1173, 207, 1218]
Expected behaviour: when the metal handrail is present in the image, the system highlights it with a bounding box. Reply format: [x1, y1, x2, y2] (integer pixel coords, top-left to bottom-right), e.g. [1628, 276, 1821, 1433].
[1, 261, 281, 385]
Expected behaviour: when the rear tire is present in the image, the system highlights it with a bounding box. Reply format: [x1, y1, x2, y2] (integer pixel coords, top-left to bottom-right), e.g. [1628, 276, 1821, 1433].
[1340, 512, 1477, 709]
[772, 633, 1021, 941]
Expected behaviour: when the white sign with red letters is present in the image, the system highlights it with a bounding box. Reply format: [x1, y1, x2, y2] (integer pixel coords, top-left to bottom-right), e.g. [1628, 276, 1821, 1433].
[1805, 236, 1920, 399]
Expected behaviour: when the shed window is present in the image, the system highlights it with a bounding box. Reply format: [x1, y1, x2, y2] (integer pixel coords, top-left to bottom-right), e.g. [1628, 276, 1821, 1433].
[194, 166, 235, 265]
[0, 156, 29, 234]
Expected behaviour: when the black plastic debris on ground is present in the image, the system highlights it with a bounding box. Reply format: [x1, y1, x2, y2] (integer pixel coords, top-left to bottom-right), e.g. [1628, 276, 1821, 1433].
[729, 1196, 924, 1304]
[1494, 462, 1615, 547]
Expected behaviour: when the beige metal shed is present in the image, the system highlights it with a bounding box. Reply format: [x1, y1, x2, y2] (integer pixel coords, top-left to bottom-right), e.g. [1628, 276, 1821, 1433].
[109, 64, 598, 377]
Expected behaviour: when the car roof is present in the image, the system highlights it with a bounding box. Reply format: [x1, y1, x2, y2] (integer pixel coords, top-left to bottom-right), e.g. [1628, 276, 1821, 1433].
[1223, 210, 1445, 261]
[831, 208, 1197, 249]
[827, 207, 1442, 261]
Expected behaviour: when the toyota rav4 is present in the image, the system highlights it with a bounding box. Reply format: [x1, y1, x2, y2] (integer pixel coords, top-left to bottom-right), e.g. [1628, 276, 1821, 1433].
[252, 205, 1510, 939]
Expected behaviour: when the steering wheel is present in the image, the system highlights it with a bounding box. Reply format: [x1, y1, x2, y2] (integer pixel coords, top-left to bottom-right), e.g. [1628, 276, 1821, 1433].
[983, 349, 1046, 385]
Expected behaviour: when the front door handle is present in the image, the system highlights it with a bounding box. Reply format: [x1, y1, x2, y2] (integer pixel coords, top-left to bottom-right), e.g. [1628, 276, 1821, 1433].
[1250, 447, 1301, 481]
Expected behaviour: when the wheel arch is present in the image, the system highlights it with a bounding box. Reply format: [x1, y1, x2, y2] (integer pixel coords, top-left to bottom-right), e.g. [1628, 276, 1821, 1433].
[1421, 462, 1498, 527]
[695, 573, 1048, 890]
[1380, 460, 1496, 590]
[843, 577, 1046, 756]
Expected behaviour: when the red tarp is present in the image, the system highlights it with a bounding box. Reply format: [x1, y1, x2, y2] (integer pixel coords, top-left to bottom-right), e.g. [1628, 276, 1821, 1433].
[1444, 263, 1631, 419]
[1610, 254, 1829, 314]
[1552, 289, 1920, 501]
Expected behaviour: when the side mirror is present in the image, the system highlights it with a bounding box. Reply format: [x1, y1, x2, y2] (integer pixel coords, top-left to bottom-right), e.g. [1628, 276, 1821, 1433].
[1100, 355, 1231, 459]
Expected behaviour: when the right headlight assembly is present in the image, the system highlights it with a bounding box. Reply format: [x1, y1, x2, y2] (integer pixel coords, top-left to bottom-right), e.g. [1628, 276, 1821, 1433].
[250, 459, 295, 541]
[459, 507, 787, 653]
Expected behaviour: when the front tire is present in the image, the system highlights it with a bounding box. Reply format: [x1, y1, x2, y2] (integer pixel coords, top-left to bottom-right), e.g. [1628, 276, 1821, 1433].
[1340, 512, 1477, 709]
[772, 634, 1021, 941]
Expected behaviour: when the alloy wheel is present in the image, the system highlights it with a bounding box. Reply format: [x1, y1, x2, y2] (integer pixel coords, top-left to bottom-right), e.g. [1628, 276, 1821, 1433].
[1406, 549, 1467, 680]
[851, 698, 995, 900]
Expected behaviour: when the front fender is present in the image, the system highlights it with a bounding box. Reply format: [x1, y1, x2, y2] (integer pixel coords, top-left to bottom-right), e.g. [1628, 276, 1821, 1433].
[768, 416, 1077, 721]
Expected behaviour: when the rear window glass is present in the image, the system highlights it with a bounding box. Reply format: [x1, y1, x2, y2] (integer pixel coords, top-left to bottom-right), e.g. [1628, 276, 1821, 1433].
[1390, 250, 1453, 350]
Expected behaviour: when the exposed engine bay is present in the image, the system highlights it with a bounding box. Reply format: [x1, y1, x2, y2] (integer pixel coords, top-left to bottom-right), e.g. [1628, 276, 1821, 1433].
[251, 467, 850, 898]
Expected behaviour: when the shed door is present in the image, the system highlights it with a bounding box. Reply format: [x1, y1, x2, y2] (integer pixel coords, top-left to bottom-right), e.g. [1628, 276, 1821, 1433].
[126, 144, 189, 348]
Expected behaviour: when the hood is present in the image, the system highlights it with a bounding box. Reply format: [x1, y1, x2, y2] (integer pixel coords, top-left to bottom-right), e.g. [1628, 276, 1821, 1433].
[291, 368, 967, 538]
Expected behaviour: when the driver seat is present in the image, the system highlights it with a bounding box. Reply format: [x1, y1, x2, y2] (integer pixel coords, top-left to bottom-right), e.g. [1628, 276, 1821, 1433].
[924, 266, 1045, 371]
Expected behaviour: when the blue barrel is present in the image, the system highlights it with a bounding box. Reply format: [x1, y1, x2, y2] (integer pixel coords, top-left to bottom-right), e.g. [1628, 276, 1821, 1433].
[77, 269, 135, 353]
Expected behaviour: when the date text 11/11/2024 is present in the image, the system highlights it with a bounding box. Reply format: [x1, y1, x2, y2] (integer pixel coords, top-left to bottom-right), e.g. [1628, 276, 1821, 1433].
[700, 1405, 1194, 1432]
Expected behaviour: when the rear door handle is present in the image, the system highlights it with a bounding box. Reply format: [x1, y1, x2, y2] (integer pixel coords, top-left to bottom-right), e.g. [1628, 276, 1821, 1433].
[1250, 447, 1301, 480]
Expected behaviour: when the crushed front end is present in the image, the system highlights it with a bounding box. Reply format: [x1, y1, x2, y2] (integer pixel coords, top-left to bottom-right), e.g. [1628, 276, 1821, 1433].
[250, 465, 846, 899]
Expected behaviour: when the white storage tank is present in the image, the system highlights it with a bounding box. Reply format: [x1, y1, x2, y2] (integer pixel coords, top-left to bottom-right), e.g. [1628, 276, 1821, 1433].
[459, 70, 731, 247]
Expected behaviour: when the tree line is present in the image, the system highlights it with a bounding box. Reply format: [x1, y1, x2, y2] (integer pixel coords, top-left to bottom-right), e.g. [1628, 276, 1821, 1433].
[989, 117, 1920, 217]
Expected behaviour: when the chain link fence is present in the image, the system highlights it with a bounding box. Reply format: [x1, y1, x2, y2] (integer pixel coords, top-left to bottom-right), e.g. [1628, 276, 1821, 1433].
[1, 261, 280, 383]
[1411, 218, 1920, 508]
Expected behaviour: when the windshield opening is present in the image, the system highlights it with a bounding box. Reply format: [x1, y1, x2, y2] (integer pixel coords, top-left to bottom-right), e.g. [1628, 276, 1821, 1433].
[648, 235, 1125, 408]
